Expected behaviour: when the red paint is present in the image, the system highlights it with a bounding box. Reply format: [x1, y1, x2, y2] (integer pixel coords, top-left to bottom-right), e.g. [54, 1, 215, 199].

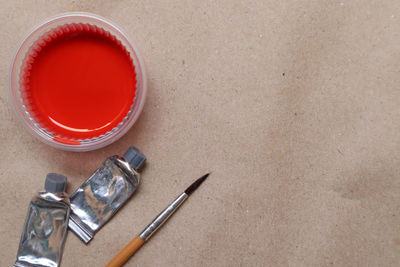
[22, 24, 136, 139]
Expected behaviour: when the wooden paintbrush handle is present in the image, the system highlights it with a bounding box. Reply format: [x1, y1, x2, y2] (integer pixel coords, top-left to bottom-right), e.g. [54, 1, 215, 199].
[106, 236, 145, 267]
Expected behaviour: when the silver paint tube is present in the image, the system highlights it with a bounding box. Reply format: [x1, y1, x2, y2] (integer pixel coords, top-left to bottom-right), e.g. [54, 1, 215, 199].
[68, 146, 146, 244]
[14, 173, 70, 267]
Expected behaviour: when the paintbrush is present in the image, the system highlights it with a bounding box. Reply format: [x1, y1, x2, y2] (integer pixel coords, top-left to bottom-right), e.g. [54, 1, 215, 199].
[106, 173, 209, 267]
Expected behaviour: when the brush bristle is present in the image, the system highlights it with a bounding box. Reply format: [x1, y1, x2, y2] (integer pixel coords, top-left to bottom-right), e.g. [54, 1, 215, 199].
[184, 173, 209, 196]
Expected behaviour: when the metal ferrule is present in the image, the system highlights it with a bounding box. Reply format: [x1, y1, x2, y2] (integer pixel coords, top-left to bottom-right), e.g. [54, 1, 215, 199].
[139, 192, 188, 241]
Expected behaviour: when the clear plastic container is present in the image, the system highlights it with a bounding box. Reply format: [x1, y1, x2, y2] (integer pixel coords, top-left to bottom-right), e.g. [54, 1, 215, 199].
[9, 12, 147, 151]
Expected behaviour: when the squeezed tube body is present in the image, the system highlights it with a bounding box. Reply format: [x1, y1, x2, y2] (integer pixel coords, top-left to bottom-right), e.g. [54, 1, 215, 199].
[68, 156, 140, 243]
[14, 192, 70, 267]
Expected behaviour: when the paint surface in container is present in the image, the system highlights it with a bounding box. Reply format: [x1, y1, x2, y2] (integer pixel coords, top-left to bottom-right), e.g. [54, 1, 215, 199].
[22, 24, 137, 140]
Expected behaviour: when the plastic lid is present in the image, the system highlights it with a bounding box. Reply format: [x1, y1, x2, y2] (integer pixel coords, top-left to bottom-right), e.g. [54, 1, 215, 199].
[45, 173, 67, 193]
[123, 146, 146, 170]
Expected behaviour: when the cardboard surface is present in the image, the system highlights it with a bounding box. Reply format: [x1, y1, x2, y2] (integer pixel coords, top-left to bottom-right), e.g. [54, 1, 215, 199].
[1, 1, 399, 266]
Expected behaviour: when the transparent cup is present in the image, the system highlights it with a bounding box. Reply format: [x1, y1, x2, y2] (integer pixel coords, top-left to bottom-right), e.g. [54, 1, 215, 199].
[9, 12, 147, 151]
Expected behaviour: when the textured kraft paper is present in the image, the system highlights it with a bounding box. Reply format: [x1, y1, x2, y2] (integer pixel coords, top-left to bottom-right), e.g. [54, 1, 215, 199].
[0, 1, 399, 266]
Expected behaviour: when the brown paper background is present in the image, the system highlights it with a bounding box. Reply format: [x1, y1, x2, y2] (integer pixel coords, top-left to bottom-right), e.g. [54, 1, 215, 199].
[1, 1, 399, 266]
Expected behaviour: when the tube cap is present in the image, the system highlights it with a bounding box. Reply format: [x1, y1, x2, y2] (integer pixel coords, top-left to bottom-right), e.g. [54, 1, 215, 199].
[45, 173, 67, 193]
[123, 146, 146, 170]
